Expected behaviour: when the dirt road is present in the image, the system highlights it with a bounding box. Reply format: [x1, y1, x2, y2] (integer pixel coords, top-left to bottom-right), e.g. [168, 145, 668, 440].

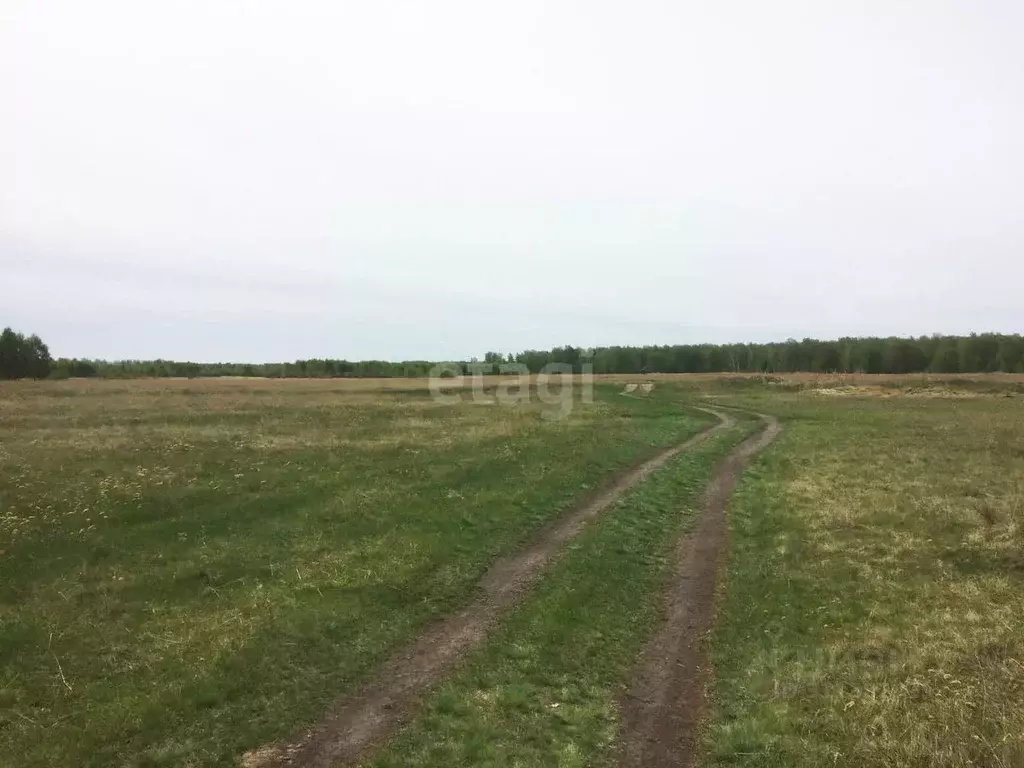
[616, 412, 782, 768]
[245, 407, 733, 768]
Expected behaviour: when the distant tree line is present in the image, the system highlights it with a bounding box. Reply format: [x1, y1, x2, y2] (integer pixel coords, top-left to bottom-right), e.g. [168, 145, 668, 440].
[0, 327, 52, 380]
[46, 358, 441, 380]
[500, 333, 1024, 375]
[2, 327, 1023, 380]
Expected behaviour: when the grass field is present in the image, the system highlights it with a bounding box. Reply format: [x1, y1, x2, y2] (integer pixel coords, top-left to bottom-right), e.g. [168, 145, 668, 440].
[2, 375, 1023, 767]
[699, 386, 1024, 767]
[0, 378, 711, 767]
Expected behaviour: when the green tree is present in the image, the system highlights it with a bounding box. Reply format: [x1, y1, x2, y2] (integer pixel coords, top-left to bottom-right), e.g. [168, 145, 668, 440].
[930, 338, 960, 373]
[0, 327, 52, 379]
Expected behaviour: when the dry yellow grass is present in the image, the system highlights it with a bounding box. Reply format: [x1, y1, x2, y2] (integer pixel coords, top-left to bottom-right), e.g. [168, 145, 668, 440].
[706, 390, 1024, 767]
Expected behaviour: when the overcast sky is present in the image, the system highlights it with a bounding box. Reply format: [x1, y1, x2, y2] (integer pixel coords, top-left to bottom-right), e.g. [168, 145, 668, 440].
[3, 1, 1022, 361]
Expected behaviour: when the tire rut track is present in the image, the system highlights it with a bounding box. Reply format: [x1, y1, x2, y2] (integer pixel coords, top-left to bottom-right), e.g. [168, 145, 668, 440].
[244, 406, 733, 768]
[616, 411, 782, 768]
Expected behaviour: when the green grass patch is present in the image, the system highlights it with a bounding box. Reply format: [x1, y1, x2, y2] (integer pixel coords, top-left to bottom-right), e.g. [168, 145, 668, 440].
[370, 416, 760, 767]
[704, 391, 1024, 767]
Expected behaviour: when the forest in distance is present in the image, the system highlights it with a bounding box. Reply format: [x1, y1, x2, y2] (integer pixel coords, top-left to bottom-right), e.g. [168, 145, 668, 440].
[3, 327, 1024, 380]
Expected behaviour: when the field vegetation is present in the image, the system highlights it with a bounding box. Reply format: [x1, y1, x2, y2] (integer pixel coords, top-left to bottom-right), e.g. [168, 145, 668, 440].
[0, 378, 709, 767]
[702, 384, 1024, 767]
[3, 375, 1023, 767]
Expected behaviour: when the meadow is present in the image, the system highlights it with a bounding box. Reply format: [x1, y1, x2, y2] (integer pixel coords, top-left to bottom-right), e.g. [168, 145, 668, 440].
[2, 375, 1023, 767]
[702, 383, 1024, 767]
[0, 377, 712, 767]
